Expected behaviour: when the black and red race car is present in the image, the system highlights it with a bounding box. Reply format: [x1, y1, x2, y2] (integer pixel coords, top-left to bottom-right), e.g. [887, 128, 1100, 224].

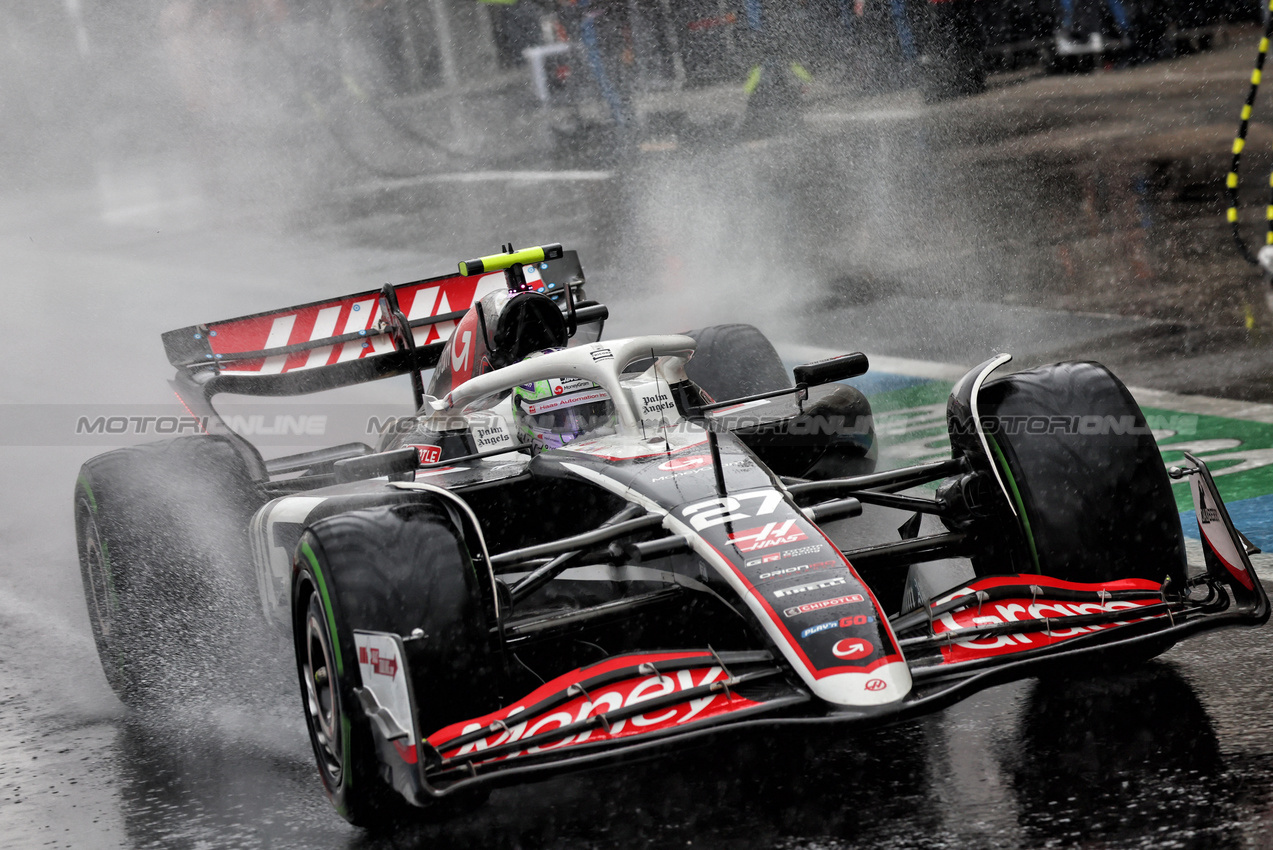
[74, 243, 1267, 826]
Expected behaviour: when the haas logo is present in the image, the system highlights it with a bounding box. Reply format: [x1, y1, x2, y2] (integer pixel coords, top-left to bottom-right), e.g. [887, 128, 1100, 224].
[728, 521, 807, 553]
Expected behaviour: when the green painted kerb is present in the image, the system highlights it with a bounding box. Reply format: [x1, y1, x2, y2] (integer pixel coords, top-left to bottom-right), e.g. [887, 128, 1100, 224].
[987, 434, 1041, 571]
[300, 539, 343, 676]
[1147, 404, 1273, 511]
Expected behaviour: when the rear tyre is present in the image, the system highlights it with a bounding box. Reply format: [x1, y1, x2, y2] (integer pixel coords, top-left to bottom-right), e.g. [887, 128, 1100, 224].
[73, 436, 262, 707]
[685, 323, 789, 402]
[953, 361, 1186, 587]
[292, 502, 498, 827]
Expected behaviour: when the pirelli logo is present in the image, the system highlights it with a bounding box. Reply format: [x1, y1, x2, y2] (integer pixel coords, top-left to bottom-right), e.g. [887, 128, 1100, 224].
[772, 575, 846, 599]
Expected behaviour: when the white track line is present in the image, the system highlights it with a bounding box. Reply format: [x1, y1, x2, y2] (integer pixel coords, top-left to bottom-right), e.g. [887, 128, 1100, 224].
[358, 170, 614, 193]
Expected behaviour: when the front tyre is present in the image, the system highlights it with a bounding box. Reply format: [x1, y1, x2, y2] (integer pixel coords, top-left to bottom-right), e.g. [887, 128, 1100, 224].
[970, 361, 1186, 587]
[292, 502, 498, 826]
[947, 361, 1187, 666]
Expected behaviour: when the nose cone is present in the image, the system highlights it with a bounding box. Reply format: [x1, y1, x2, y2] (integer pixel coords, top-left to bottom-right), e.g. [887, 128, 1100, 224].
[809, 659, 912, 707]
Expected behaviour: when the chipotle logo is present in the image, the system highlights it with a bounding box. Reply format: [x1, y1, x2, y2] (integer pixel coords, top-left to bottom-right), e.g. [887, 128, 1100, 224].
[409, 444, 441, 465]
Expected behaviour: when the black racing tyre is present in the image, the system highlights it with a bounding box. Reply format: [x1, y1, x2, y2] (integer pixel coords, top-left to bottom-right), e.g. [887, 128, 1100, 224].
[966, 361, 1186, 588]
[292, 502, 498, 827]
[685, 324, 789, 403]
[73, 436, 263, 707]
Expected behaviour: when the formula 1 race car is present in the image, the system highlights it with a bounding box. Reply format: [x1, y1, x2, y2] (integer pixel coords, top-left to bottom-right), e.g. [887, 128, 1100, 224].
[74, 243, 1268, 826]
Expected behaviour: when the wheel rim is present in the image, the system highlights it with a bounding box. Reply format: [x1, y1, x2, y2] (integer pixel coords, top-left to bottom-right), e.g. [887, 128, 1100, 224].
[303, 591, 343, 786]
[78, 499, 115, 643]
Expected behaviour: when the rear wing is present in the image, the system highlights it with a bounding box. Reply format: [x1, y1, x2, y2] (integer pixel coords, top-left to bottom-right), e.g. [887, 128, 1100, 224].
[162, 250, 587, 399]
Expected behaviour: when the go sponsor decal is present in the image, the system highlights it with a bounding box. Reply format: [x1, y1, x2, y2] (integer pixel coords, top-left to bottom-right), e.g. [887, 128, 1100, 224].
[800, 613, 877, 638]
[801, 621, 839, 638]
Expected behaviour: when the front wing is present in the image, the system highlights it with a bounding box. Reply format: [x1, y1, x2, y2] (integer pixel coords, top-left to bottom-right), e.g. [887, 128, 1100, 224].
[353, 455, 1268, 804]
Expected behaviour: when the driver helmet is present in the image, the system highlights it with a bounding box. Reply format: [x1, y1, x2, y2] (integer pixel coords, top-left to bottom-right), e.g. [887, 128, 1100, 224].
[511, 357, 615, 451]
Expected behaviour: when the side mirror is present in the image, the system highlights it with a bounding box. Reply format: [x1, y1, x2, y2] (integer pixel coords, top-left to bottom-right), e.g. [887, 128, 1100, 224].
[793, 352, 869, 388]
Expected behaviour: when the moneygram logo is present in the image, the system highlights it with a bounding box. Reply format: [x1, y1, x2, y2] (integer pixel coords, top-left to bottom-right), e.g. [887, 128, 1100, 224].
[658, 455, 712, 472]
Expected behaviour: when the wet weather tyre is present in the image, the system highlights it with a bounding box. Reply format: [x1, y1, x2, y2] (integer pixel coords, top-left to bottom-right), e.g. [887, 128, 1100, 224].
[73, 436, 262, 707]
[292, 501, 498, 827]
[685, 324, 789, 402]
[973, 361, 1187, 588]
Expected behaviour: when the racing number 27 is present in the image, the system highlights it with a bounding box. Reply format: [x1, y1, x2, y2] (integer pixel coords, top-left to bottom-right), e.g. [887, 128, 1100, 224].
[682, 490, 785, 531]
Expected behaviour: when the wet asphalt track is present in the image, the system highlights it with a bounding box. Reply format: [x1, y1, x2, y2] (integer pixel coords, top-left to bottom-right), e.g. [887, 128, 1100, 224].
[4, 193, 1273, 850]
[8, 28, 1273, 849]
